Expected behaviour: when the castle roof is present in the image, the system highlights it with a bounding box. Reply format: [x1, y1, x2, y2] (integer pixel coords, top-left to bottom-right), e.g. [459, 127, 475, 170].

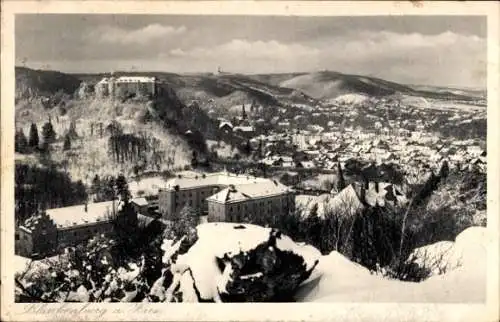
[97, 76, 156, 84]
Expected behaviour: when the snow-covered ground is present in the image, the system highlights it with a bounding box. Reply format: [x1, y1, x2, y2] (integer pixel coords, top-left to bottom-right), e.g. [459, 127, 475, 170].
[296, 226, 489, 302]
[15, 225, 489, 304]
[170, 222, 321, 301]
[399, 95, 485, 112]
[328, 93, 370, 106]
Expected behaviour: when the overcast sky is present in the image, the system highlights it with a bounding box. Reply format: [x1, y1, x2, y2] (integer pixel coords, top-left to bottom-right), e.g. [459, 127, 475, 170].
[16, 14, 486, 88]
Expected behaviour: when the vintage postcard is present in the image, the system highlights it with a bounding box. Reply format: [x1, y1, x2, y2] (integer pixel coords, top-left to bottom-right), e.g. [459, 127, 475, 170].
[1, 1, 499, 321]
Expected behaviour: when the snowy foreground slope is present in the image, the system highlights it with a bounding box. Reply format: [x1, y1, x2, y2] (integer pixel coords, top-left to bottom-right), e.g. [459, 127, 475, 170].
[295, 226, 489, 302]
[15, 224, 489, 303]
[164, 223, 488, 302]
[163, 222, 322, 302]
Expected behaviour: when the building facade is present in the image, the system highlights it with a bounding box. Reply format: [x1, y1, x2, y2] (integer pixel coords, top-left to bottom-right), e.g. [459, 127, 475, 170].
[95, 76, 159, 99]
[206, 183, 295, 223]
[15, 200, 136, 259]
[158, 171, 295, 223]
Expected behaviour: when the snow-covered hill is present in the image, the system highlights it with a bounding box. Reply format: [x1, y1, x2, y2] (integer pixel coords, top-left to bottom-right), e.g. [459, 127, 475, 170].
[295, 226, 489, 302]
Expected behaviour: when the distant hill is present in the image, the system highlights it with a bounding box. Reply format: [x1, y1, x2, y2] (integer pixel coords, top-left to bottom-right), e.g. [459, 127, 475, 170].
[408, 84, 486, 100]
[249, 70, 482, 102]
[16, 67, 82, 99]
[59, 71, 317, 113]
[164, 73, 318, 111]
[16, 66, 484, 119]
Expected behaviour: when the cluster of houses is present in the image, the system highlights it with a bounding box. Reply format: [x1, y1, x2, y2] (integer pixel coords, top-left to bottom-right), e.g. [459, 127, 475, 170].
[209, 92, 486, 185]
[213, 98, 486, 184]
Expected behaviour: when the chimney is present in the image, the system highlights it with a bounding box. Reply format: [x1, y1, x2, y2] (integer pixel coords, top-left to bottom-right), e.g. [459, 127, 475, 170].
[84, 202, 88, 213]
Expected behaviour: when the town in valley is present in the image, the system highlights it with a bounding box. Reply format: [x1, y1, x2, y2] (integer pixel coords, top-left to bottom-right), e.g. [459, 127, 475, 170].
[13, 14, 488, 304]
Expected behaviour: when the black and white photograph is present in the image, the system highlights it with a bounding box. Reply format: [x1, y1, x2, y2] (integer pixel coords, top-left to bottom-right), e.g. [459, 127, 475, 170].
[2, 1, 499, 320]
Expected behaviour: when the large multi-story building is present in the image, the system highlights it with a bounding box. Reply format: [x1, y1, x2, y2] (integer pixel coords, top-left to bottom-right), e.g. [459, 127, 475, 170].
[95, 75, 159, 99]
[158, 171, 295, 222]
[15, 200, 135, 258]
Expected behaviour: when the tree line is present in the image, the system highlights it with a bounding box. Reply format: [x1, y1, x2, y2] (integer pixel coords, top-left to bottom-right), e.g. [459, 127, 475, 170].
[15, 119, 78, 153]
[15, 163, 88, 224]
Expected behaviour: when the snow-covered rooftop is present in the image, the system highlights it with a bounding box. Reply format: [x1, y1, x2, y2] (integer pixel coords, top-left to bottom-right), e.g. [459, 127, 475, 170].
[45, 201, 116, 229]
[97, 76, 156, 84]
[128, 176, 169, 198]
[206, 180, 291, 203]
[296, 184, 364, 218]
[164, 171, 270, 191]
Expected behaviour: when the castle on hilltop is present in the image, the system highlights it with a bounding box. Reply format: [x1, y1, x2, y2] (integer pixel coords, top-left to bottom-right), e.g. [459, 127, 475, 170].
[95, 73, 160, 99]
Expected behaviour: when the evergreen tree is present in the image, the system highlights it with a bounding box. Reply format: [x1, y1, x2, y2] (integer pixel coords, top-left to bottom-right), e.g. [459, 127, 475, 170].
[115, 174, 131, 203]
[15, 129, 28, 153]
[114, 200, 138, 247]
[337, 161, 346, 192]
[439, 160, 450, 179]
[250, 100, 255, 113]
[91, 175, 101, 196]
[41, 120, 56, 144]
[242, 104, 247, 120]
[170, 205, 199, 238]
[243, 140, 252, 156]
[28, 123, 39, 148]
[93, 175, 116, 202]
[106, 120, 123, 136]
[68, 120, 78, 139]
[310, 203, 319, 218]
[191, 150, 198, 168]
[63, 134, 71, 151]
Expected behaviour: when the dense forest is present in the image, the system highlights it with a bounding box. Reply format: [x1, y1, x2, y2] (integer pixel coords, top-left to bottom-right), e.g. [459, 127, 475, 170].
[15, 163, 88, 223]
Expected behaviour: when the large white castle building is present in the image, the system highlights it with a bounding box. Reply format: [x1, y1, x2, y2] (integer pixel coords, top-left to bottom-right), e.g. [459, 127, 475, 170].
[95, 75, 159, 98]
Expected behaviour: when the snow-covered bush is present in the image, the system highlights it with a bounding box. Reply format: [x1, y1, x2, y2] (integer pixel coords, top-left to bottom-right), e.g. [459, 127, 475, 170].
[153, 223, 321, 302]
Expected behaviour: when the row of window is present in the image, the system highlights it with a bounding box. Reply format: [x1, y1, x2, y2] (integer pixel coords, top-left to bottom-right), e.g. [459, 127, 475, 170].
[60, 226, 106, 240]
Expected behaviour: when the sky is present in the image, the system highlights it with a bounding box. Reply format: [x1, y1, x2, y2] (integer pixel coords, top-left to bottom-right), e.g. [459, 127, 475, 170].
[16, 14, 487, 89]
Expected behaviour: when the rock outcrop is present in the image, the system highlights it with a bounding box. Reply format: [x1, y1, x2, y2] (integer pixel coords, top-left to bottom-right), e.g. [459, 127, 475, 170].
[154, 222, 321, 302]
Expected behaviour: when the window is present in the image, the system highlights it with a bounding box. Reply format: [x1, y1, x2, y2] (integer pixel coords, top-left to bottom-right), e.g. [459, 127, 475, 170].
[15, 233, 19, 241]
